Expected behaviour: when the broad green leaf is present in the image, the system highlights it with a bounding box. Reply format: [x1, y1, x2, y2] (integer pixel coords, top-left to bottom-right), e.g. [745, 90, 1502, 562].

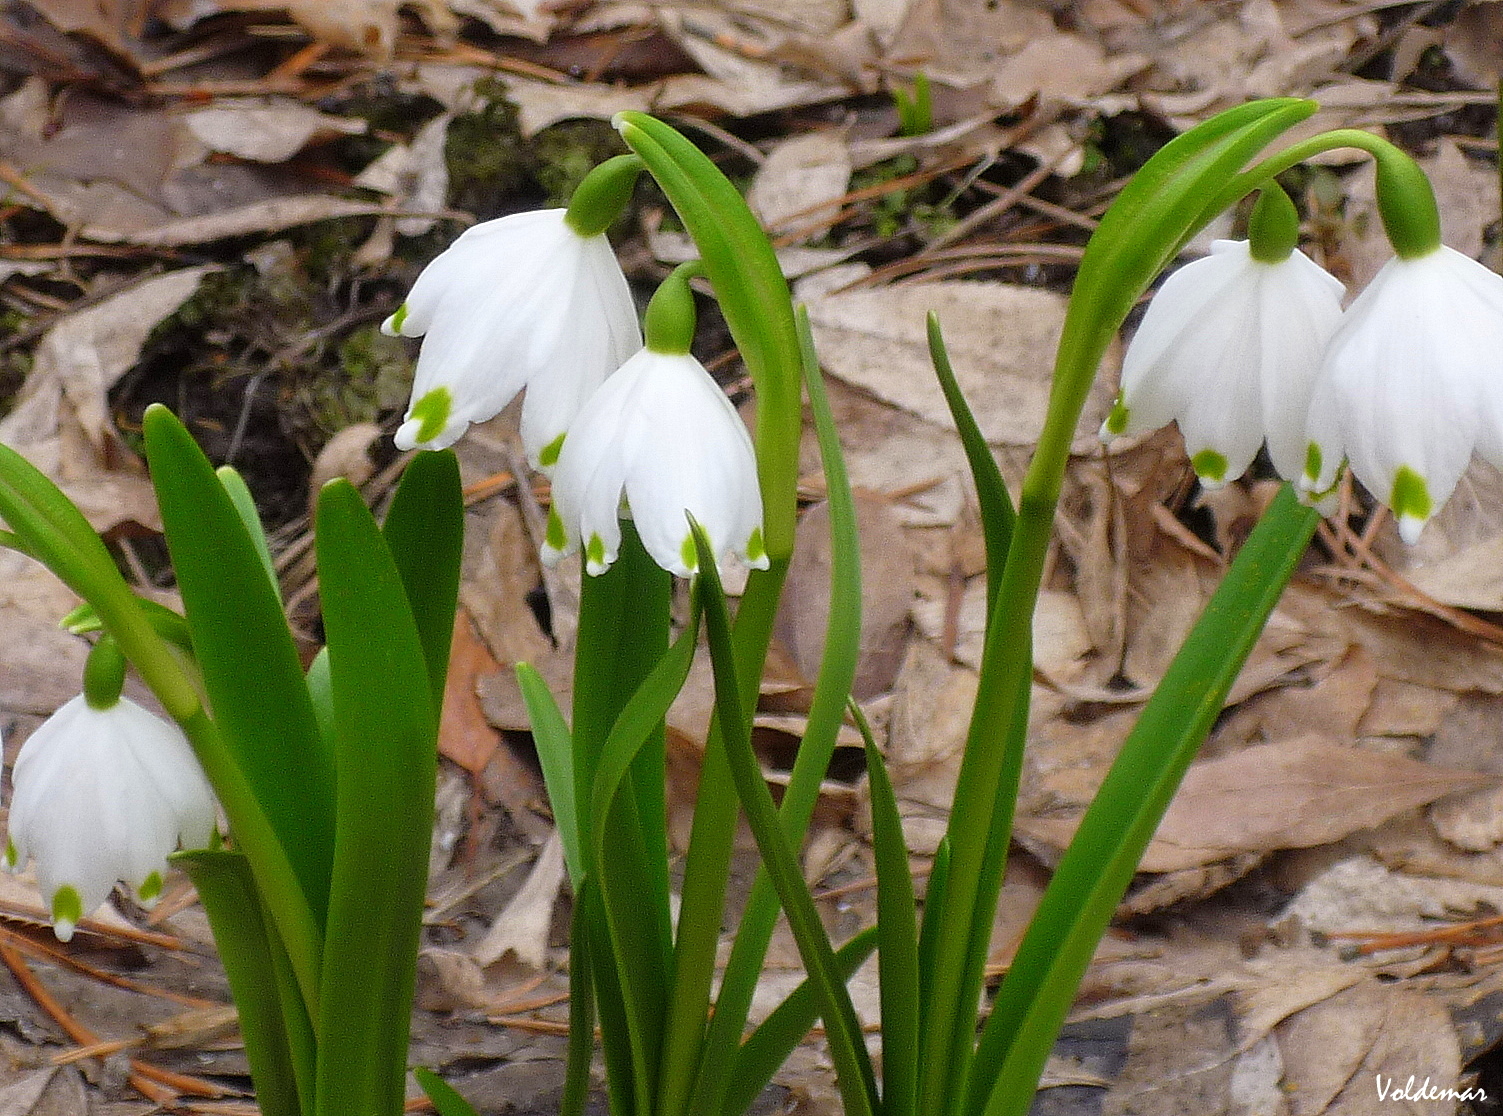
[313, 480, 438, 1116]
[216, 466, 277, 591]
[721, 928, 878, 1116]
[589, 600, 702, 1116]
[413, 1068, 482, 1116]
[516, 664, 581, 887]
[144, 407, 335, 924]
[693, 522, 878, 1116]
[381, 450, 463, 717]
[969, 488, 1318, 1116]
[570, 525, 673, 1116]
[178, 848, 311, 1116]
[692, 306, 863, 1116]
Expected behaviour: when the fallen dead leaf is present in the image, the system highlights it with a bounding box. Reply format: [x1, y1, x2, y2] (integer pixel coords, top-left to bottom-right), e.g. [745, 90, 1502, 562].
[438, 610, 504, 777]
[804, 280, 1117, 453]
[748, 131, 852, 235]
[470, 831, 566, 970]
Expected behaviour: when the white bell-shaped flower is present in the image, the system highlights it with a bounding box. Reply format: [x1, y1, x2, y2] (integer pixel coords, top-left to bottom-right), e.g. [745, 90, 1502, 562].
[541, 348, 768, 578]
[5, 695, 217, 941]
[1300, 245, 1503, 543]
[384, 209, 641, 464]
[1102, 238, 1346, 486]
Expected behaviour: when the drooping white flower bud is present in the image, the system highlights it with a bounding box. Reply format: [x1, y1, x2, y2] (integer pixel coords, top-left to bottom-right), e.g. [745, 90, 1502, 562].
[5, 696, 217, 941]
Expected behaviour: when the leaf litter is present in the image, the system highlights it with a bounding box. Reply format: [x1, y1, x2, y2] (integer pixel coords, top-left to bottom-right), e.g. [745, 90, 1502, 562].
[4, 0, 1503, 1112]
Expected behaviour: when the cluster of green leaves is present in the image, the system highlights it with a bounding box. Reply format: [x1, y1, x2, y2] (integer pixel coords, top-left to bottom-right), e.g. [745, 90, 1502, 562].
[494, 98, 1330, 1116]
[0, 406, 464, 1116]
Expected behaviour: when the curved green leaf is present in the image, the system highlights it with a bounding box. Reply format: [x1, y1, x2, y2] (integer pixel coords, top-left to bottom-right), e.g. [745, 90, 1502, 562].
[970, 488, 1318, 1116]
[693, 522, 878, 1116]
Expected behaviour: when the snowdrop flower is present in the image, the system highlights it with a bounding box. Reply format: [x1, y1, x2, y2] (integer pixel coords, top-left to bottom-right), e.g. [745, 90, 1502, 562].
[1102, 187, 1346, 487]
[384, 207, 641, 463]
[542, 348, 767, 577]
[1300, 244, 1503, 543]
[542, 263, 767, 578]
[5, 695, 216, 941]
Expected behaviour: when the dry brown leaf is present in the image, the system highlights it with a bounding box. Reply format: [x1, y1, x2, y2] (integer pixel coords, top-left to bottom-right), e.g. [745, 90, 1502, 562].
[1018, 737, 1494, 875]
[804, 281, 1116, 454]
[1141, 736, 1494, 873]
[748, 131, 852, 235]
[438, 611, 504, 777]
[470, 831, 565, 970]
[774, 491, 912, 702]
[1277, 982, 1461, 1116]
[0, 552, 88, 718]
[182, 98, 366, 163]
[0, 266, 213, 532]
[1425, 693, 1503, 853]
[84, 196, 395, 246]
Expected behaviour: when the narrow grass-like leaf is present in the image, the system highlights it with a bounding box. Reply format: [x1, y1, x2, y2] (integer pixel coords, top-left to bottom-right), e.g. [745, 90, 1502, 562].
[927, 314, 1012, 616]
[562, 889, 597, 1116]
[145, 407, 335, 925]
[517, 664, 582, 888]
[313, 480, 438, 1116]
[382, 450, 463, 717]
[969, 488, 1318, 1116]
[693, 522, 878, 1116]
[414, 1068, 482, 1116]
[916, 99, 1317, 1116]
[915, 835, 950, 1013]
[693, 306, 863, 1116]
[721, 928, 879, 1116]
[859, 706, 919, 1116]
[178, 848, 310, 1116]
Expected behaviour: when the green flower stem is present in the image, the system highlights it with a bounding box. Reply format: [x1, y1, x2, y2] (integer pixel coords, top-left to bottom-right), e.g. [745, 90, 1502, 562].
[972, 490, 1319, 1116]
[1214, 129, 1441, 258]
[913, 98, 1318, 1116]
[614, 113, 803, 560]
[644, 262, 704, 356]
[687, 307, 863, 1116]
[566, 154, 644, 238]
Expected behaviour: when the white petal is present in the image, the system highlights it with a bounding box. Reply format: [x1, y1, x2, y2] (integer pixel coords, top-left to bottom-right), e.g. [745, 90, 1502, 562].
[390, 209, 640, 455]
[6, 696, 217, 939]
[548, 350, 764, 578]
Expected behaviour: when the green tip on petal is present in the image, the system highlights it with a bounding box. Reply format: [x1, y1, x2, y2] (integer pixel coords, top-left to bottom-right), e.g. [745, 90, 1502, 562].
[680, 533, 699, 574]
[409, 387, 453, 446]
[51, 885, 83, 942]
[1192, 449, 1228, 485]
[538, 433, 565, 469]
[586, 533, 608, 572]
[545, 507, 568, 553]
[1390, 465, 1432, 541]
[389, 304, 409, 334]
[745, 526, 766, 564]
[138, 871, 163, 906]
[1104, 398, 1129, 437]
[1303, 442, 1323, 485]
[4, 838, 17, 871]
